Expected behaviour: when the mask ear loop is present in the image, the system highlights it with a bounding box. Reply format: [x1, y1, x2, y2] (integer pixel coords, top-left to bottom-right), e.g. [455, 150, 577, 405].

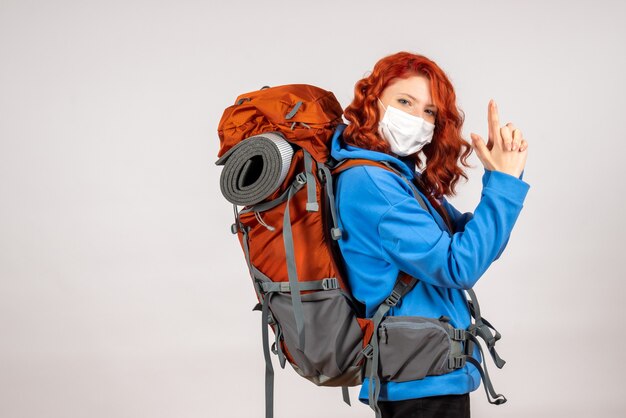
[377, 97, 387, 111]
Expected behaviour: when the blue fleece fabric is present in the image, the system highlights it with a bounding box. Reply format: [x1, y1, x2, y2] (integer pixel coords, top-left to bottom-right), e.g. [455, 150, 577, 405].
[330, 123, 530, 403]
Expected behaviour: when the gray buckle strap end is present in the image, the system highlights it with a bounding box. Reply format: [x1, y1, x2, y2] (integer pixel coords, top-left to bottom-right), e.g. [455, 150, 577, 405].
[341, 386, 351, 406]
[448, 356, 466, 369]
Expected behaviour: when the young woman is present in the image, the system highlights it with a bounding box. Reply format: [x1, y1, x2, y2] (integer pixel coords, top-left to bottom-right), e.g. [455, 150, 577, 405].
[330, 51, 529, 417]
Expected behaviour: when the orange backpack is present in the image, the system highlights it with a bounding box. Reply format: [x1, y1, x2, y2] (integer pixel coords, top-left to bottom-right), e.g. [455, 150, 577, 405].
[215, 84, 507, 418]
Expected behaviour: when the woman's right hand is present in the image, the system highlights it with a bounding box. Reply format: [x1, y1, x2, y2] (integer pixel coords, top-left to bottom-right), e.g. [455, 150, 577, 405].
[470, 99, 528, 178]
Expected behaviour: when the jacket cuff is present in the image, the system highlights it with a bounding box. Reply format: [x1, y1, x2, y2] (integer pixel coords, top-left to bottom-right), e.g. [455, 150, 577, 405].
[484, 169, 530, 202]
[483, 168, 525, 183]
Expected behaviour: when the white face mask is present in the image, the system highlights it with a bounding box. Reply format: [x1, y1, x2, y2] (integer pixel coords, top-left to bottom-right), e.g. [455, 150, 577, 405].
[377, 97, 435, 156]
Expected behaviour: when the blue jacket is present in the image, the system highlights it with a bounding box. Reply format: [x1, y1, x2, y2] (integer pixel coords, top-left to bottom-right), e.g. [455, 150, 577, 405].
[330, 123, 530, 402]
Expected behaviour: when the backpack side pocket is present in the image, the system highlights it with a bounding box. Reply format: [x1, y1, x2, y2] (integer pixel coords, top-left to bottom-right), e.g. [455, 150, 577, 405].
[268, 288, 365, 386]
[377, 316, 456, 382]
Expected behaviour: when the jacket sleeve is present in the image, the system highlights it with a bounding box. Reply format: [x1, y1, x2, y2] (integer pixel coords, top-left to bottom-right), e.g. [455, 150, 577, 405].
[441, 168, 527, 260]
[376, 169, 530, 289]
[441, 199, 473, 233]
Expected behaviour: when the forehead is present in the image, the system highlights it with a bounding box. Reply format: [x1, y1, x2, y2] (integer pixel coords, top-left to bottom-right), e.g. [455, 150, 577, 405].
[383, 75, 432, 101]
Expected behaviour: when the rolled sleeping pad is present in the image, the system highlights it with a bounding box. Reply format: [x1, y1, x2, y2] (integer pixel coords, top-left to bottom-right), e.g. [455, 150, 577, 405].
[215, 132, 294, 206]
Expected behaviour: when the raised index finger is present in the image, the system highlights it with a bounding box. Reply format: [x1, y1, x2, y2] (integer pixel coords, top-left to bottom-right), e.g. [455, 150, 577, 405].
[488, 99, 502, 149]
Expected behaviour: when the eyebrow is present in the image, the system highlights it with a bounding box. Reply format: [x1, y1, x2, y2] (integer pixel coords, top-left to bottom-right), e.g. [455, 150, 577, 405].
[398, 92, 437, 108]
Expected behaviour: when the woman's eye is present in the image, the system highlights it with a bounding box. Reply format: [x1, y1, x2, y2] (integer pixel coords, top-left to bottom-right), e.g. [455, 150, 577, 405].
[397, 98, 411, 106]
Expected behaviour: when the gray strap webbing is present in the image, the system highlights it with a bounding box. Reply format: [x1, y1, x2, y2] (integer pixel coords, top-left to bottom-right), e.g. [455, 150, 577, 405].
[342, 386, 351, 406]
[239, 179, 304, 215]
[302, 149, 319, 212]
[271, 325, 287, 369]
[283, 178, 306, 350]
[252, 265, 271, 282]
[285, 101, 302, 119]
[261, 298, 275, 418]
[318, 163, 342, 239]
[241, 223, 263, 300]
[260, 277, 339, 293]
[466, 289, 483, 320]
[466, 289, 506, 368]
[367, 275, 419, 418]
[468, 299, 502, 350]
[464, 332, 507, 405]
[473, 324, 505, 369]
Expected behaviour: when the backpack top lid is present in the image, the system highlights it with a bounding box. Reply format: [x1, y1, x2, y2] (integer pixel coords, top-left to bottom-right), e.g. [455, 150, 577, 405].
[217, 84, 344, 163]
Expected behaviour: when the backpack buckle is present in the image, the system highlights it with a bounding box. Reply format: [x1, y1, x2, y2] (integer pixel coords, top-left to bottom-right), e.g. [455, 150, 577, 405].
[321, 278, 339, 290]
[386, 290, 401, 307]
[361, 344, 374, 359]
[296, 172, 307, 185]
[267, 311, 276, 326]
[331, 227, 342, 240]
[448, 356, 466, 369]
[452, 328, 466, 341]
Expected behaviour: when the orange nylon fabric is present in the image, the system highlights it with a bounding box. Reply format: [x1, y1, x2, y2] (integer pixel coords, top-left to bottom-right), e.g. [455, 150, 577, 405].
[235, 148, 342, 289]
[217, 84, 344, 163]
[235, 157, 403, 295]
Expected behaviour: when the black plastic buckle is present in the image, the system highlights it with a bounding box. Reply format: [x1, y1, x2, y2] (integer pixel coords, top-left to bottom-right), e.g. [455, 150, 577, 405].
[449, 356, 466, 369]
[386, 290, 401, 307]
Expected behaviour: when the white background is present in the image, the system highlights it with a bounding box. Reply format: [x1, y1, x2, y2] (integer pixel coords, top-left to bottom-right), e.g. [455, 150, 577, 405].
[1, 1, 625, 417]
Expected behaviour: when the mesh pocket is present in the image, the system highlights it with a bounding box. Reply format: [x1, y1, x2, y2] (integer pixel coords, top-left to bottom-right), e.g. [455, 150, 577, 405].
[377, 316, 453, 382]
[267, 289, 364, 383]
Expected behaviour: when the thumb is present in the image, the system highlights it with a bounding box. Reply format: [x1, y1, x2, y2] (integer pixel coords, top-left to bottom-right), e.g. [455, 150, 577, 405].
[470, 133, 491, 167]
[470, 133, 488, 154]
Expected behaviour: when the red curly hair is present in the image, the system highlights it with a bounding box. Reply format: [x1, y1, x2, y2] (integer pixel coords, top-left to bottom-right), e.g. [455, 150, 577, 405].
[343, 51, 473, 199]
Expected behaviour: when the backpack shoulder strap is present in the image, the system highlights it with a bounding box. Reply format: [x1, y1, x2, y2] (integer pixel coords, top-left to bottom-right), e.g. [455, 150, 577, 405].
[330, 158, 429, 213]
[330, 158, 391, 175]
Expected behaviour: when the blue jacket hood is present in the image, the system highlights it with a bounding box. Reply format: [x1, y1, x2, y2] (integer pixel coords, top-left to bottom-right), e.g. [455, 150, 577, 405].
[330, 123, 419, 180]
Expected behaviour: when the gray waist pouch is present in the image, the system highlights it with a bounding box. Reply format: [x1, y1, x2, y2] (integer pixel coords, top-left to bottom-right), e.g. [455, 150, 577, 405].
[376, 315, 466, 383]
